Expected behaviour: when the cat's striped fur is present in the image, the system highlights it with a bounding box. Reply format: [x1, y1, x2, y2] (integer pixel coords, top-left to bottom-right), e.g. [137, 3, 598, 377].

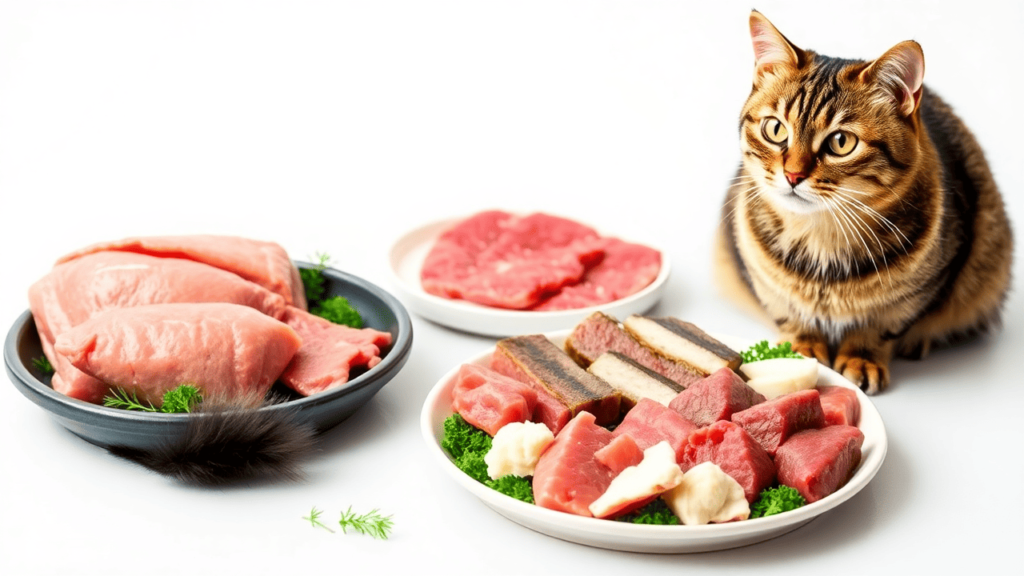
[717, 11, 1013, 393]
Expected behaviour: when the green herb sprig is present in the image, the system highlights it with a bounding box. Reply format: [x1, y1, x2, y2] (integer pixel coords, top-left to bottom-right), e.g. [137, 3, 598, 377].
[300, 252, 364, 328]
[741, 340, 805, 363]
[103, 384, 203, 414]
[31, 355, 54, 374]
[300, 252, 331, 304]
[615, 499, 680, 525]
[338, 506, 395, 540]
[303, 506, 335, 533]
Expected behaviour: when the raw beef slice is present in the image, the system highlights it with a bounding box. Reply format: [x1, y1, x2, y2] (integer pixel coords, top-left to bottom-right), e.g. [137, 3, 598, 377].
[420, 211, 606, 309]
[530, 238, 661, 311]
[532, 412, 616, 517]
[279, 307, 393, 396]
[594, 434, 645, 475]
[775, 425, 864, 503]
[57, 234, 307, 309]
[730, 389, 825, 456]
[669, 367, 766, 427]
[54, 303, 301, 405]
[451, 364, 538, 436]
[679, 421, 776, 503]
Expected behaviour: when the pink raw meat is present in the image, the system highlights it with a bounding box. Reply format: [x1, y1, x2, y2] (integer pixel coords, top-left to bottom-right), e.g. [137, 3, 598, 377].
[420, 211, 606, 309]
[532, 412, 616, 517]
[530, 238, 662, 311]
[54, 303, 301, 405]
[57, 235, 307, 309]
[818, 385, 861, 427]
[612, 398, 697, 461]
[775, 425, 864, 503]
[278, 307, 393, 396]
[679, 420, 776, 503]
[594, 434, 645, 475]
[29, 252, 291, 404]
[730, 389, 825, 456]
[451, 364, 538, 436]
[668, 367, 766, 427]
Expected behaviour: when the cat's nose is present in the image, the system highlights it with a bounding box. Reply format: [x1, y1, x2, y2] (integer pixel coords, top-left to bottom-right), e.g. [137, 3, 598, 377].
[785, 171, 807, 187]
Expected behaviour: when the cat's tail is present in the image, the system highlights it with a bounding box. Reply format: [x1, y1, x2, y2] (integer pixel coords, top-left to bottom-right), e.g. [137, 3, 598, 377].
[106, 392, 316, 486]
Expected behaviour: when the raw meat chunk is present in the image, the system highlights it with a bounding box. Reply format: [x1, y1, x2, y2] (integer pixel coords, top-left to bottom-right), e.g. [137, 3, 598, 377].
[57, 235, 307, 309]
[491, 334, 620, 432]
[730, 389, 826, 456]
[532, 412, 616, 517]
[54, 303, 301, 405]
[679, 421, 776, 503]
[565, 312, 703, 388]
[669, 368, 766, 427]
[612, 399, 697, 461]
[775, 425, 865, 503]
[420, 211, 605, 309]
[594, 434, 645, 475]
[530, 239, 662, 311]
[818, 385, 861, 426]
[451, 364, 539, 436]
[278, 307, 393, 396]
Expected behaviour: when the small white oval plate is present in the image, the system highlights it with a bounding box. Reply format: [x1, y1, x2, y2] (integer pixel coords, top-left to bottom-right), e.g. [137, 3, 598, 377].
[388, 217, 670, 337]
[420, 332, 887, 554]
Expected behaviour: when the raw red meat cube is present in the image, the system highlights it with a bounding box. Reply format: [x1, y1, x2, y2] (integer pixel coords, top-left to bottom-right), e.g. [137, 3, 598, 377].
[532, 412, 616, 517]
[451, 364, 539, 436]
[612, 398, 697, 461]
[669, 367, 766, 427]
[775, 425, 865, 503]
[818, 385, 861, 426]
[679, 420, 776, 503]
[594, 434, 644, 475]
[730, 389, 825, 456]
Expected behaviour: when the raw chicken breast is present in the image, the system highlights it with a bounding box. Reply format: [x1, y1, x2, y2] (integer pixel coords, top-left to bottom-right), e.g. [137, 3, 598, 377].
[56, 235, 307, 309]
[54, 303, 302, 405]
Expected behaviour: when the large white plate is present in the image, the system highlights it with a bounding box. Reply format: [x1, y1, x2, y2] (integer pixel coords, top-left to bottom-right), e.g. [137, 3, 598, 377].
[388, 216, 670, 337]
[420, 332, 888, 553]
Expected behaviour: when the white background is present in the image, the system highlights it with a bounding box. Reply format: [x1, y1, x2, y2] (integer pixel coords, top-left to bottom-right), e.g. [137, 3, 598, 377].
[1, 1, 1021, 574]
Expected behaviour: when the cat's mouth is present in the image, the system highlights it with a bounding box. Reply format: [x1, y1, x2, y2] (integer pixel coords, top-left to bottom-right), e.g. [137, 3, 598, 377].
[766, 185, 822, 214]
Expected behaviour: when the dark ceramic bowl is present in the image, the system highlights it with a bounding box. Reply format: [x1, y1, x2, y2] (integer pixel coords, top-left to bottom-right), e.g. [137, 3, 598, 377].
[3, 263, 413, 452]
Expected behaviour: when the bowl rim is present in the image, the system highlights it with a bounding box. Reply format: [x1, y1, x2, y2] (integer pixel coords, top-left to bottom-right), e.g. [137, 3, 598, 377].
[4, 263, 414, 422]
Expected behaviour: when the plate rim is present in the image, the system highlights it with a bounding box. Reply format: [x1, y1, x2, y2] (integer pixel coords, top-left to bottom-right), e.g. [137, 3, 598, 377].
[420, 330, 888, 552]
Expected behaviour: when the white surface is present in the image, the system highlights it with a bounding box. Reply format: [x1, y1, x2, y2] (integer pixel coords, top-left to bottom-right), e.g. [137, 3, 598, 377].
[420, 332, 887, 553]
[0, 1, 1021, 574]
[388, 215, 670, 336]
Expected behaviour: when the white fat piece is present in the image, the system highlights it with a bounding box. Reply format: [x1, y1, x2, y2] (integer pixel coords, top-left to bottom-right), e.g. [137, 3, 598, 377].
[484, 421, 555, 480]
[662, 462, 750, 526]
[588, 353, 678, 406]
[739, 357, 819, 399]
[623, 316, 726, 374]
[588, 442, 685, 519]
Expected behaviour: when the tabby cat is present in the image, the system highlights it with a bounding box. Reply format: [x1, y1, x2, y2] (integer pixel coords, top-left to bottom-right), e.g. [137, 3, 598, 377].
[717, 11, 1013, 394]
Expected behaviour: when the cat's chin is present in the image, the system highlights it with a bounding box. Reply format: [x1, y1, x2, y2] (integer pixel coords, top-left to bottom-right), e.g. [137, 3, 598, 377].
[764, 187, 823, 215]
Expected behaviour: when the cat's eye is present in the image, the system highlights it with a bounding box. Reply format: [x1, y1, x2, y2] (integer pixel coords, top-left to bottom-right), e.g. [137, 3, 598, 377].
[826, 131, 858, 156]
[762, 118, 788, 144]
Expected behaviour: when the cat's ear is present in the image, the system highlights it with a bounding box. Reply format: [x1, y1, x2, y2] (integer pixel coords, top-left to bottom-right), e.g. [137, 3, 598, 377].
[749, 11, 805, 79]
[861, 41, 925, 116]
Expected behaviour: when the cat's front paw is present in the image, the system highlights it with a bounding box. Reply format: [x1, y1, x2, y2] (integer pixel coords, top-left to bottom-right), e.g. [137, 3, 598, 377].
[786, 336, 830, 366]
[834, 353, 890, 394]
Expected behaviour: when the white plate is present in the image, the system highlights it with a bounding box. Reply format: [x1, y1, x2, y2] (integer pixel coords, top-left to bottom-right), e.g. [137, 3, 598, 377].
[420, 332, 888, 553]
[388, 216, 670, 337]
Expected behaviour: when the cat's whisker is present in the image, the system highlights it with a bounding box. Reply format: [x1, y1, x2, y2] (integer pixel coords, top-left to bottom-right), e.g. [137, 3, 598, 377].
[719, 185, 763, 226]
[831, 188, 913, 251]
[829, 194, 896, 290]
[818, 196, 858, 277]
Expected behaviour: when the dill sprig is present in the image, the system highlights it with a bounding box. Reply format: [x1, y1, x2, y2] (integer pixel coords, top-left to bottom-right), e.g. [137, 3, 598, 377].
[300, 252, 331, 304]
[338, 506, 394, 540]
[303, 506, 335, 533]
[102, 384, 203, 414]
[31, 355, 54, 374]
